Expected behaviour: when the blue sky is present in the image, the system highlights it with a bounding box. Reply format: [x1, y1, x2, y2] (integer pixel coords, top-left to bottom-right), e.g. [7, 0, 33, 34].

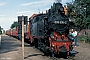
[0, 0, 72, 30]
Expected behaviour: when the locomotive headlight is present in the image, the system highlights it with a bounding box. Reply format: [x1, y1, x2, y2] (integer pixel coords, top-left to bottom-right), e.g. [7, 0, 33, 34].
[52, 44, 55, 47]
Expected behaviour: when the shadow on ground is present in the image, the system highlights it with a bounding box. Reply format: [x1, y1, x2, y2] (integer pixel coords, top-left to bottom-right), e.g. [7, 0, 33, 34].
[24, 53, 42, 59]
[0, 36, 21, 54]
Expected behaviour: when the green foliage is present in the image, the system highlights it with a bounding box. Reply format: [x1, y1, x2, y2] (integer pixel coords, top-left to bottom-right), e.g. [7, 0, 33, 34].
[67, 0, 90, 29]
[10, 21, 18, 29]
[78, 35, 90, 44]
[66, 2, 75, 18]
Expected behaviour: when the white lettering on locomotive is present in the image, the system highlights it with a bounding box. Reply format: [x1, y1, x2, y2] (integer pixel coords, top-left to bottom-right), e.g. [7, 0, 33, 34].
[54, 21, 67, 24]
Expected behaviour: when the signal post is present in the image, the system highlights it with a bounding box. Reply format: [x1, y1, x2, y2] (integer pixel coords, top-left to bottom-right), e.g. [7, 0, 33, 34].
[22, 15, 24, 60]
[18, 15, 28, 60]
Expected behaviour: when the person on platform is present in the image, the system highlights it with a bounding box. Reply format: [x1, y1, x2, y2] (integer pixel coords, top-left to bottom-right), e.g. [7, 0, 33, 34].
[71, 29, 79, 47]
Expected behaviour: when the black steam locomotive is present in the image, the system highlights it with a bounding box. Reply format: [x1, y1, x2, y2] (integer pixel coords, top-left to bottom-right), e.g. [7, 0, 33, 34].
[29, 2, 72, 57]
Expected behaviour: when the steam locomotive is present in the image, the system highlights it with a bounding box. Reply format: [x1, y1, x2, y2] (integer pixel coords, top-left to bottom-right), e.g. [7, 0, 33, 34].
[6, 2, 73, 57]
[29, 3, 73, 57]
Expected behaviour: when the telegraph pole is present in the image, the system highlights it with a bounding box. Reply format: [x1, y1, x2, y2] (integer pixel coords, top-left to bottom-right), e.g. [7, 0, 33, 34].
[22, 15, 24, 60]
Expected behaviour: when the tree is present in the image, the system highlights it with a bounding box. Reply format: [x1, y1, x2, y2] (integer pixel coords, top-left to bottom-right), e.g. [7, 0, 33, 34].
[67, 0, 90, 29]
[10, 21, 18, 29]
[66, 2, 75, 18]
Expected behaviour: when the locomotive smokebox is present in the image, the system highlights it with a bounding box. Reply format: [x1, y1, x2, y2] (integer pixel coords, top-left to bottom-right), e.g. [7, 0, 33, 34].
[48, 14, 69, 34]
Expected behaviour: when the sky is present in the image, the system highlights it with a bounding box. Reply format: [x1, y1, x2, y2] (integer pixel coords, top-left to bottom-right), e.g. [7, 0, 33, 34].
[0, 0, 72, 30]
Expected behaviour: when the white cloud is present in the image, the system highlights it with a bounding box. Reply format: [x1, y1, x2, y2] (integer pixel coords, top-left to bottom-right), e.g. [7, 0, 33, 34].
[17, 11, 31, 14]
[20, 0, 55, 7]
[17, 8, 50, 17]
[17, 10, 39, 17]
[20, 0, 70, 8]
[0, 3, 6, 6]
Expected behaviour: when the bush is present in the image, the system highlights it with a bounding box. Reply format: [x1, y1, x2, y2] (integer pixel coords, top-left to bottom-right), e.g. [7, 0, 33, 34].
[78, 35, 90, 44]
